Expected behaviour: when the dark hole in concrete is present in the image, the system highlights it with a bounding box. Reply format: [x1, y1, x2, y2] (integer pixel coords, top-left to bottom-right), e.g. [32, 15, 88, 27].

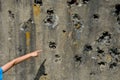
[93, 14, 99, 19]
[98, 62, 105, 65]
[49, 41, 56, 49]
[82, 0, 90, 4]
[109, 62, 117, 69]
[97, 47, 104, 53]
[114, 4, 120, 16]
[47, 8, 54, 15]
[8, 10, 14, 18]
[84, 44, 92, 51]
[46, 18, 53, 23]
[55, 54, 60, 58]
[117, 16, 120, 25]
[8, 10, 12, 14]
[74, 55, 81, 62]
[34, 0, 43, 6]
[97, 31, 111, 42]
[63, 30, 66, 33]
[72, 14, 81, 21]
[90, 72, 95, 75]
[67, 0, 77, 5]
[18, 47, 22, 52]
[109, 48, 120, 55]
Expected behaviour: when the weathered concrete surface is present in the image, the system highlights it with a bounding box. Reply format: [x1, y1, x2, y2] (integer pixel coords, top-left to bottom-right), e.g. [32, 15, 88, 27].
[0, 0, 120, 80]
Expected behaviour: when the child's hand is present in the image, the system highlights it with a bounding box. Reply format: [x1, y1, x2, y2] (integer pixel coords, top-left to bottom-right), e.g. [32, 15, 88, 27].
[30, 50, 42, 57]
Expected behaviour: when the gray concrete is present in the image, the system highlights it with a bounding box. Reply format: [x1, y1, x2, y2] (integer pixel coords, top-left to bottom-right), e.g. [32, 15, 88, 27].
[0, 0, 120, 80]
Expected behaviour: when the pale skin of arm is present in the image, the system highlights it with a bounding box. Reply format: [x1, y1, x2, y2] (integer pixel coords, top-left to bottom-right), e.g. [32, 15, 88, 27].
[1, 50, 42, 73]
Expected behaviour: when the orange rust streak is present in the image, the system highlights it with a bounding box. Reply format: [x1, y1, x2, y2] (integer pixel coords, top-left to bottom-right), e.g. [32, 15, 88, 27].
[26, 32, 30, 46]
[33, 4, 40, 16]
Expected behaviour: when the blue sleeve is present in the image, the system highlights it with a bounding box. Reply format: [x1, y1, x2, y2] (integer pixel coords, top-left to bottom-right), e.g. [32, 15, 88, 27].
[0, 67, 3, 80]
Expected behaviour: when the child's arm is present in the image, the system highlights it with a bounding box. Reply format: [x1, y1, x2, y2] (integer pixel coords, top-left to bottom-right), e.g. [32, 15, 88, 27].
[1, 50, 42, 73]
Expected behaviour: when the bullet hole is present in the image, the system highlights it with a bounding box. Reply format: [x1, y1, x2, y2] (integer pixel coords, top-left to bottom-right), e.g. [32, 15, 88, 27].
[109, 48, 120, 56]
[74, 55, 82, 62]
[90, 72, 95, 76]
[109, 62, 117, 69]
[63, 30, 66, 33]
[55, 58, 61, 62]
[34, 0, 43, 6]
[97, 31, 111, 44]
[67, 0, 77, 6]
[18, 47, 22, 52]
[114, 4, 120, 16]
[84, 44, 92, 51]
[44, 8, 59, 29]
[117, 16, 120, 25]
[8, 10, 14, 19]
[49, 41, 56, 49]
[47, 8, 54, 15]
[98, 62, 106, 65]
[97, 47, 104, 54]
[55, 54, 60, 58]
[93, 14, 99, 19]
[82, 0, 90, 4]
[72, 14, 83, 30]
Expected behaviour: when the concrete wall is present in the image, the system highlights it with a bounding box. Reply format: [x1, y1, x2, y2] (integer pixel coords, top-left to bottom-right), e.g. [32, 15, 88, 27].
[0, 0, 120, 80]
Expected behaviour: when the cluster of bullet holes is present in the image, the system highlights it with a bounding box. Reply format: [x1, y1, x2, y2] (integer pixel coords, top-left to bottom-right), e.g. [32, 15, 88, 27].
[96, 31, 111, 45]
[34, 0, 43, 6]
[72, 14, 83, 30]
[84, 44, 92, 52]
[49, 41, 56, 49]
[44, 8, 59, 29]
[55, 54, 61, 62]
[8, 10, 14, 19]
[74, 55, 82, 63]
[97, 47, 120, 70]
[82, 0, 90, 4]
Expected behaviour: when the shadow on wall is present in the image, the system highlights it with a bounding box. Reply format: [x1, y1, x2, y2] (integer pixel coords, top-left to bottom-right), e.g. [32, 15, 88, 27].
[34, 59, 47, 80]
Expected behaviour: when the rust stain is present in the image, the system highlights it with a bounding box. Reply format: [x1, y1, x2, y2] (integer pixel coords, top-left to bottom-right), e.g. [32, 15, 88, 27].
[33, 4, 41, 16]
[26, 31, 30, 47]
